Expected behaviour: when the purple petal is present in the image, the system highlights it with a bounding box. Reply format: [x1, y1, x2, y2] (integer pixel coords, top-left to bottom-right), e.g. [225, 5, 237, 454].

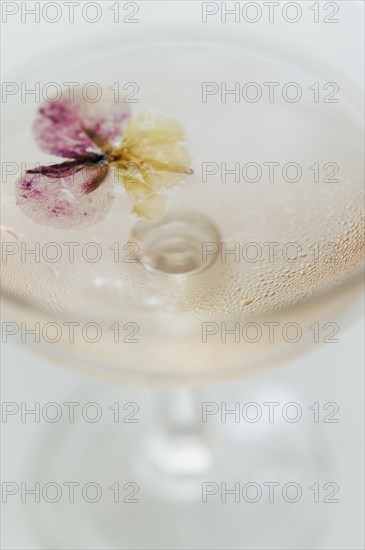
[33, 100, 100, 158]
[33, 92, 131, 158]
[15, 160, 113, 229]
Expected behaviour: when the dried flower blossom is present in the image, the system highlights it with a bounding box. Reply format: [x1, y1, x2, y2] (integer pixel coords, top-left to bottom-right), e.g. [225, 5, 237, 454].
[16, 94, 193, 229]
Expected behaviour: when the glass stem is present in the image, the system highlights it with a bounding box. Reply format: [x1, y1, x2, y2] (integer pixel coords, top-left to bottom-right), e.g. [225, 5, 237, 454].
[155, 387, 204, 436]
[137, 387, 214, 489]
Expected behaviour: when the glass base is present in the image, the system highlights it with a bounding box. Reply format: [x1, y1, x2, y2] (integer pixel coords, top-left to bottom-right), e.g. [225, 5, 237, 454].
[25, 383, 335, 549]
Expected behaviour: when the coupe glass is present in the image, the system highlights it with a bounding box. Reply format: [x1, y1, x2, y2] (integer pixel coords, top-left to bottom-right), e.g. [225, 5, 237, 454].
[1, 3, 364, 549]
